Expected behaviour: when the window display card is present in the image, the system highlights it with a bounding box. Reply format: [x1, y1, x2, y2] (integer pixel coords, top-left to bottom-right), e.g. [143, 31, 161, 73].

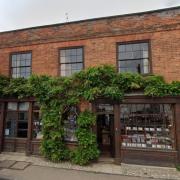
[142, 144, 147, 148]
[133, 127, 137, 131]
[138, 127, 143, 131]
[5, 129, 9, 136]
[152, 144, 156, 148]
[145, 128, 149, 131]
[167, 145, 172, 149]
[157, 128, 162, 132]
[122, 142, 126, 147]
[150, 128, 155, 131]
[137, 143, 141, 147]
[132, 143, 136, 147]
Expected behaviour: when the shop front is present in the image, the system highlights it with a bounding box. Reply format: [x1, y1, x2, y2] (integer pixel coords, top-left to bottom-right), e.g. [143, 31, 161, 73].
[92, 96, 180, 166]
[0, 96, 180, 166]
[0, 99, 42, 155]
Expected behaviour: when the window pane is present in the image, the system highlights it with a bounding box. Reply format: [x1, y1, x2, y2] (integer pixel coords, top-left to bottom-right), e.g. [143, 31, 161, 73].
[60, 56, 66, 63]
[119, 45, 126, 52]
[64, 106, 78, 142]
[76, 55, 83, 62]
[5, 112, 17, 137]
[8, 102, 18, 110]
[70, 49, 77, 56]
[70, 56, 77, 63]
[60, 50, 66, 57]
[21, 54, 26, 60]
[16, 54, 21, 61]
[33, 111, 42, 139]
[17, 112, 28, 138]
[141, 43, 148, 51]
[125, 44, 133, 51]
[19, 102, 29, 111]
[77, 48, 82, 56]
[26, 53, 32, 60]
[132, 43, 140, 51]
[25, 59, 31, 66]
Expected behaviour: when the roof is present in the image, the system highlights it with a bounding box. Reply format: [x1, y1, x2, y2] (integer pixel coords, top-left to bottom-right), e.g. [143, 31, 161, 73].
[0, 6, 180, 34]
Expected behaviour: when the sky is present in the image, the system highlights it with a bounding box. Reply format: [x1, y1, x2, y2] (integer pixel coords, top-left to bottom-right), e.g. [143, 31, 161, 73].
[0, 0, 180, 32]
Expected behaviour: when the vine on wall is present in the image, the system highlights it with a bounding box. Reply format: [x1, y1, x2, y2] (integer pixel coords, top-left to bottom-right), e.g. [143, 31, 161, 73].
[0, 65, 180, 165]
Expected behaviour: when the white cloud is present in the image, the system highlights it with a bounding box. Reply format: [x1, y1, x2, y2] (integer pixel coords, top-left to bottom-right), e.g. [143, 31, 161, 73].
[165, 0, 180, 6]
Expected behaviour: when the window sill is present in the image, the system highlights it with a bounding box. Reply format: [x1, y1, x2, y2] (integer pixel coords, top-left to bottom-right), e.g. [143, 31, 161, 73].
[121, 147, 177, 153]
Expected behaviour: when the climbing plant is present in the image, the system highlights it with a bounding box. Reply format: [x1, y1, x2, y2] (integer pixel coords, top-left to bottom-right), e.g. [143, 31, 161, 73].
[0, 65, 180, 165]
[70, 110, 100, 165]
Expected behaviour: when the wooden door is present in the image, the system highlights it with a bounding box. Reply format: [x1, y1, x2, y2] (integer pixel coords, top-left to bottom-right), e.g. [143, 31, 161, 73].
[97, 114, 115, 157]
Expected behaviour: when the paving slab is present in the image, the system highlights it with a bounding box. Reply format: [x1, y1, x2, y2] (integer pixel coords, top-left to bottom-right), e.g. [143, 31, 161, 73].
[0, 152, 180, 180]
[10, 161, 30, 170]
[0, 160, 16, 169]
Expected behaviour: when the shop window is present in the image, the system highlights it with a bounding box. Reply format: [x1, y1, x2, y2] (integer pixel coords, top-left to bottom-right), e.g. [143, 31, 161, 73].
[63, 106, 78, 142]
[5, 112, 17, 137]
[120, 104, 175, 150]
[96, 104, 114, 113]
[60, 47, 83, 77]
[118, 42, 150, 74]
[5, 102, 29, 138]
[11, 52, 32, 78]
[32, 102, 42, 139]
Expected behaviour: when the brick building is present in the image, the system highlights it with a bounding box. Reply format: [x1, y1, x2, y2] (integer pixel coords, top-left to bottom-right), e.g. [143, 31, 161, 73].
[0, 7, 180, 166]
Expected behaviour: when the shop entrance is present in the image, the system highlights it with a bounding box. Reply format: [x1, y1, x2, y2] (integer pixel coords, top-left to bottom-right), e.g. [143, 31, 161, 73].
[3, 102, 29, 152]
[96, 103, 115, 157]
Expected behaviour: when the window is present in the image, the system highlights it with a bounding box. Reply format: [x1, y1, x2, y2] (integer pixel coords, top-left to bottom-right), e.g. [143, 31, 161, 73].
[11, 52, 32, 78]
[63, 106, 78, 142]
[118, 42, 150, 74]
[32, 102, 42, 139]
[60, 47, 83, 76]
[5, 102, 29, 138]
[120, 104, 175, 150]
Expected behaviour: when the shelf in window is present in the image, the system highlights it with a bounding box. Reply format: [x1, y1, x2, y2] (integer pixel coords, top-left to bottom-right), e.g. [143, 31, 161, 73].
[18, 129, 28, 131]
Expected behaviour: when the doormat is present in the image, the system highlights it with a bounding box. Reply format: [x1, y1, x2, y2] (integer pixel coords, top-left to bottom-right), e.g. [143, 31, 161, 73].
[10, 161, 31, 170]
[0, 160, 16, 169]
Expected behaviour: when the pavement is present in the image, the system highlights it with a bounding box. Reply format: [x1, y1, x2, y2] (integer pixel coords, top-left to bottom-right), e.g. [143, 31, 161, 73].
[0, 152, 179, 180]
[0, 165, 162, 180]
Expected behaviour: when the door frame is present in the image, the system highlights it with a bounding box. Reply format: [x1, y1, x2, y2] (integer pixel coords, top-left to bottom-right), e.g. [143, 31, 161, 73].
[0, 99, 34, 154]
[92, 98, 121, 164]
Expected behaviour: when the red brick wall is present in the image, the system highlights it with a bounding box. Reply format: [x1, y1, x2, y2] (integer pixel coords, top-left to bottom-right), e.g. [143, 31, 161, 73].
[0, 8, 180, 82]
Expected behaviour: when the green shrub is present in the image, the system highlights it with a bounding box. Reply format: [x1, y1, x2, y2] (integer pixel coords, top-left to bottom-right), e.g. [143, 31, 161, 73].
[71, 110, 100, 165]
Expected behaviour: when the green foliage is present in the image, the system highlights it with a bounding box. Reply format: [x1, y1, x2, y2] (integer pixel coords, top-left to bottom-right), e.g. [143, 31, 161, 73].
[0, 65, 180, 165]
[0, 75, 9, 97]
[28, 75, 79, 162]
[176, 165, 180, 171]
[71, 110, 100, 165]
[3, 77, 31, 99]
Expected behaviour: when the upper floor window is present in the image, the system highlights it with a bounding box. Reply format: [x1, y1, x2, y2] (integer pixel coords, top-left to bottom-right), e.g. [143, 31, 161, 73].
[11, 52, 32, 78]
[60, 47, 83, 77]
[118, 42, 150, 74]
